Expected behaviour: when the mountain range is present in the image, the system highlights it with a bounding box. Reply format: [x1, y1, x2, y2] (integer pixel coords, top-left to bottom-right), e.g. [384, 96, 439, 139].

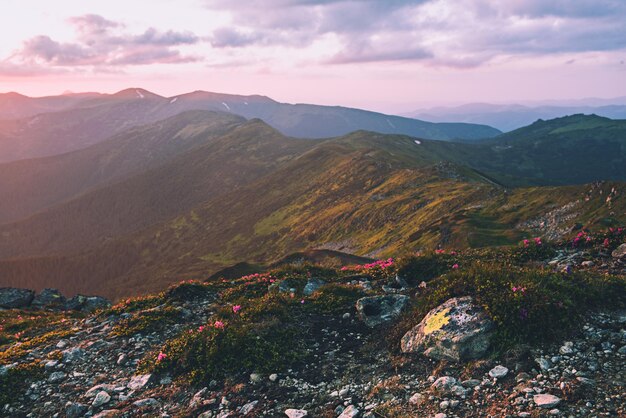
[0, 89, 623, 299]
[0, 89, 500, 163]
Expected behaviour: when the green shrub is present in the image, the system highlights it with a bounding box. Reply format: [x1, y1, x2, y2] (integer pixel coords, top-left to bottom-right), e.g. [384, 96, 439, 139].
[511, 238, 556, 263]
[111, 306, 183, 337]
[305, 284, 365, 314]
[394, 253, 454, 285]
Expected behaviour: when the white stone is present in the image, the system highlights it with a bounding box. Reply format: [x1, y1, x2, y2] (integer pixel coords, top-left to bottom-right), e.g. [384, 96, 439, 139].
[285, 409, 308, 418]
[488, 365, 509, 379]
[534, 394, 561, 408]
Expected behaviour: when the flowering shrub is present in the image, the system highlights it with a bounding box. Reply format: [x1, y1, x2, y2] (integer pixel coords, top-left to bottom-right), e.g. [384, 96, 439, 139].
[140, 293, 306, 382]
[341, 258, 394, 281]
[514, 236, 554, 262]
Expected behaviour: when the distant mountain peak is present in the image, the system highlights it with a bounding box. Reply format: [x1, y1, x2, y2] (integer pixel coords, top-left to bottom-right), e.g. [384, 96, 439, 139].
[111, 88, 163, 100]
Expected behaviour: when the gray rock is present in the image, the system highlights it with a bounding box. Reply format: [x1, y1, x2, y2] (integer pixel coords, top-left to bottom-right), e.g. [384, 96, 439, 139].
[559, 341, 574, 355]
[488, 365, 509, 379]
[431, 376, 457, 395]
[535, 357, 551, 371]
[31, 288, 66, 310]
[91, 410, 119, 418]
[533, 394, 561, 408]
[66, 295, 111, 312]
[461, 379, 481, 387]
[409, 392, 425, 406]
[278, 280, 296, 293]
[48, 371, 66, 383]
[62, 347, 84, 363]
[128, 374, 152, 391]
[44, 360, 59, 370]
[92, 391, 111, 408]
[338, 405, 359, 418]
[285, 409, 308, 418]
[611, 243, 626, 258]
[66, 402, 88, 418]
[355, 295, 409, 327]
[86, 384, 117, 398]
[132, 398, 159, 408]
[0, 287, 34, 309]
[116, 354, 128, 366]
[240, 400, 258, 415]
[303, 278, 326, 296]
[401, 296, 494, 362]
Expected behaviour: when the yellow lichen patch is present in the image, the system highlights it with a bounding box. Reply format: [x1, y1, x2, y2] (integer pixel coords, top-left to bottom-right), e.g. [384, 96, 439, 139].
[423, 308, 451, 335]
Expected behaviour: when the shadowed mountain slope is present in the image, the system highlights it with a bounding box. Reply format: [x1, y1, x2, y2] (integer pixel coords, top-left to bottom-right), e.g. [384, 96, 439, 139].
[0, 111, 245, 224]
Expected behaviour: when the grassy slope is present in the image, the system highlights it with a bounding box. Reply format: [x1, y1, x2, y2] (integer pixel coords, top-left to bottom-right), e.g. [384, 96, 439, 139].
[0, 127, 624, 299]
[0, 119, 313, 259]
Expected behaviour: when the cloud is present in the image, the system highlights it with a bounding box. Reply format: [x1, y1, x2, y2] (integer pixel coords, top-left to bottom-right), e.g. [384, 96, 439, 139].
[2, 14, 200, 74]
[203, 0, 626, 67]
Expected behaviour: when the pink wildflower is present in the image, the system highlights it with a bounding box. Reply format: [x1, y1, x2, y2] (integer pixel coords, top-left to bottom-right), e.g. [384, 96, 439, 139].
[213, 320, 225, 329]
[156, 352, 167, 363]
[452, 264, 459, 269]
[232, 305, 242, 314]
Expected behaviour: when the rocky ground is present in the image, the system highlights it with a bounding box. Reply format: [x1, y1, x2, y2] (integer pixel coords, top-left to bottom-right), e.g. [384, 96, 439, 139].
[0, 242, 625, 417]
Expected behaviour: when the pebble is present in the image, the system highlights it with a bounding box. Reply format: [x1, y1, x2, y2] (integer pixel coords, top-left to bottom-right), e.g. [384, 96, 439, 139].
[92, 391, 111, 408]
[533, 394, 561, 408]
[285, 409, 308, 418]
[489, 365, 509, 379]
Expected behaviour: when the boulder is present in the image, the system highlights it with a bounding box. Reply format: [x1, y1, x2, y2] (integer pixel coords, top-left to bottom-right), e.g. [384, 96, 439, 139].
[303, 278, 326, 296]
[612, 243, 626, 258]
[401, 296, 494, 362]
[66, 402, 88, 418]
[128, 374, 152, 391]
[356, 295, 409, 327]
[66, 295, 111, 312]
[32, 288, 66, 310]
[0, 287, 34, 309]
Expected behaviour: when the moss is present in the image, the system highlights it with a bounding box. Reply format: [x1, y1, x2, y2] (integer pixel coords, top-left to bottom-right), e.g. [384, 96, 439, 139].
[0, 328, 75, 364]
[423, 307, 451, 335]
[104, 294, 167, 316]
[110, 306, 184, 337]
[0, 362, 44, 405]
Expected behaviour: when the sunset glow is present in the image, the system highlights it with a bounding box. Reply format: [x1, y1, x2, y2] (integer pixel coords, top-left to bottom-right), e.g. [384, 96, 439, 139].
[1, 0, 625, 112]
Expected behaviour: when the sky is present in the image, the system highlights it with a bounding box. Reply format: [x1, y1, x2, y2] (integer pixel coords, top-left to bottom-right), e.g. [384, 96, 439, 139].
[0, 0, 625, 113]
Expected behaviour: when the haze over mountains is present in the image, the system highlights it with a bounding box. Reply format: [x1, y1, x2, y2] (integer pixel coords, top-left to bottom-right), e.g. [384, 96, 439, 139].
[0, 88, 624, 299]
[407, 99, 626, 132]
